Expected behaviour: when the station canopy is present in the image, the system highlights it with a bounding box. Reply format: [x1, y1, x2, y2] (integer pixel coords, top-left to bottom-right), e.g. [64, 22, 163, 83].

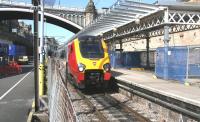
[79, 0, 161, 36]
[76, 0, 200, 42]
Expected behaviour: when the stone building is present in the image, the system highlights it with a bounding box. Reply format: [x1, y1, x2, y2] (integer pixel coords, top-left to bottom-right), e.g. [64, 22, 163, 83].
[0, 20, 32, 38]
[0, 20, 19, 33]
[18, 21, 32, 37]
[0, 20, 33, 48]
[84, 0, 97, 26]
[119, 29, 200, 52]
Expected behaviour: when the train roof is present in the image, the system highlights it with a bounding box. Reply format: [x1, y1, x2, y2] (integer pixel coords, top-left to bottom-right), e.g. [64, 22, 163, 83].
[59, 35, 99, 50]
[68, 35, 98, 43]
[77, 35, 97, 41]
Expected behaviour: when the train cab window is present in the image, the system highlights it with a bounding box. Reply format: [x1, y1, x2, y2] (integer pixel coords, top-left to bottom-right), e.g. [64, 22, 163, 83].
[79, 37, 104, 59]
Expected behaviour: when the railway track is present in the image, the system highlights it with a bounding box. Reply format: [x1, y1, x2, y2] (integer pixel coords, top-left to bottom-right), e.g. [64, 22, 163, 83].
[57, 62, 107, 121]
[74, 88, 108, 122]
[103, 93, 151, 122]
[57, 61, 151, 122]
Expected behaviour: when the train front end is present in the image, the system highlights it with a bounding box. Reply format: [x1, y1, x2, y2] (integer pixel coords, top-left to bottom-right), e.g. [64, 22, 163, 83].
[71, 36, 111, 89]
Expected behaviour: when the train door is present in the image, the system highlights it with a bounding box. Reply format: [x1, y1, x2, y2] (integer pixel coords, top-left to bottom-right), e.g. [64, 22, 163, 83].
[67, 42, 77, 75]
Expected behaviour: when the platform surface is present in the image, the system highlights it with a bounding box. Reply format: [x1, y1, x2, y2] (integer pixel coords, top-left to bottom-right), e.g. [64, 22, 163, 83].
[112, 68, 200, 107]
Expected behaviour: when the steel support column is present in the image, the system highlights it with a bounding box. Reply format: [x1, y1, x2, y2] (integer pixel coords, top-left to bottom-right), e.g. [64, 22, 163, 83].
[119, 40, 123, 53]
[33, 0, 39, 112]
[112, 39, 116, 69]
[163, 26, 170, 80]
[146, 36, 150, 69]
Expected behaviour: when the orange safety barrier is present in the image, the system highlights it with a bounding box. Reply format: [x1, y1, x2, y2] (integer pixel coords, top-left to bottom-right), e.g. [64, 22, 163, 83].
[0, 61, 22, 76]
[8, 61, 22, 74]
[0, 65, 10, 75]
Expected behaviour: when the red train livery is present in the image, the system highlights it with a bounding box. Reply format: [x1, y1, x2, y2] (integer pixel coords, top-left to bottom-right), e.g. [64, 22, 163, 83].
[66, 36, 111, 89]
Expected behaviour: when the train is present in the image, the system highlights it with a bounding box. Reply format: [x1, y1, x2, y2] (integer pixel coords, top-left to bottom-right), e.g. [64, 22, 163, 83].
[62, 35, 112, 89]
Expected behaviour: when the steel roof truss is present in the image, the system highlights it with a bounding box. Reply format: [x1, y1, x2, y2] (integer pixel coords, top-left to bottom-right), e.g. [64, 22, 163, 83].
[102, 16, 133, 21]
[95, 18, 128, 24]
[123, 0, 158, 10]
[108, 13, 136, 19]
[114, 6, 149, 14]
[119, 3, 156, 11]
[110, 9, 144, 17]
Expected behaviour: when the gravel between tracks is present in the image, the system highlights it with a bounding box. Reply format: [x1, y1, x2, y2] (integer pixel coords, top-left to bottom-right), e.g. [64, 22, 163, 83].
[85, 93, 137, 122]
[66, 83, 100, 122]
[109, 93, 162, 122]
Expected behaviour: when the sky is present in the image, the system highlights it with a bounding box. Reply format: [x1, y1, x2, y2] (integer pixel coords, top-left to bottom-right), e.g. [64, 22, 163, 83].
[18, 0, 156, 43]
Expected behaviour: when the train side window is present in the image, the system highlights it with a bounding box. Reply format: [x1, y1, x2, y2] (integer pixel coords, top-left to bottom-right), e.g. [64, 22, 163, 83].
[70, 45, 73, 53]
[68, 45, 73, 53]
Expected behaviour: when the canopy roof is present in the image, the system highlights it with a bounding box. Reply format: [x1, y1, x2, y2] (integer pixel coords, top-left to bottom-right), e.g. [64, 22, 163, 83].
[70, 0, 200, 43]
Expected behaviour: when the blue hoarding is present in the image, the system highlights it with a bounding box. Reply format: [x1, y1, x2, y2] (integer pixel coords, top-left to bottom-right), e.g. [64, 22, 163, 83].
[9, 45, 26, 56]
[109, 51, 141, 68]
[155, 46, 200, 83]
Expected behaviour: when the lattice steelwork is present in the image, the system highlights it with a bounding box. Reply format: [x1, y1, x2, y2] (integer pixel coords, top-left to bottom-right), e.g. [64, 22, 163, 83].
[168, 10, 200, 25]
[114, 24, 200, 43]
[102, 10, 165, 41]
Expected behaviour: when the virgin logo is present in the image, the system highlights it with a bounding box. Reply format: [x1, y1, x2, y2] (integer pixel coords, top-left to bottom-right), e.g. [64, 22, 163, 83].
[93, 62, 96, 66]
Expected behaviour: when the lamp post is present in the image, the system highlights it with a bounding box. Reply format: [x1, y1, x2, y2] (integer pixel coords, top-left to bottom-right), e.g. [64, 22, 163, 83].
[112, 27, 117, 52]
[39, 0, 45, 96]
[40, 0, 44, 64]
[112, 27, 117, 68]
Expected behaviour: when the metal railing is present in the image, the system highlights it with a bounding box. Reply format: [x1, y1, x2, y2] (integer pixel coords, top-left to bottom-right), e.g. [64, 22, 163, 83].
[48, 59, 78, 122]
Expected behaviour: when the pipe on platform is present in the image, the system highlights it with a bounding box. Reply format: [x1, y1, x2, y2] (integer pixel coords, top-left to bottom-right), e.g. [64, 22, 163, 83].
[146, 35, 150, 69]
[163, 25, 169, 80]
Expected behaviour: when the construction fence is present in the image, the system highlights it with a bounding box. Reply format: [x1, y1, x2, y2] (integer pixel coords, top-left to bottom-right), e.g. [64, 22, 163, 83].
[155, 46, 200, 83]
[109, 46, 200, 83]
[109, 51, 155, 69]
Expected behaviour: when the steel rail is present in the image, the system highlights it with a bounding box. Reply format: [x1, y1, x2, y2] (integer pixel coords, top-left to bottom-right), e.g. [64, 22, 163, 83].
[104, 93, 151, 122]
[75, 89, 108, 122]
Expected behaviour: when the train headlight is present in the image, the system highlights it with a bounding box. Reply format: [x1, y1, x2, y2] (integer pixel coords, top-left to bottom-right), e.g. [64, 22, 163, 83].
[103, 63, 111, 72]
[78, 63, 86, 72]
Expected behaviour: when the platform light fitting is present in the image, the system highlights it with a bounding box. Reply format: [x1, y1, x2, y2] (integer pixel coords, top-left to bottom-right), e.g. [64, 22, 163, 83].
[135, 18, 140, 24]
[113, 27, 117, 32]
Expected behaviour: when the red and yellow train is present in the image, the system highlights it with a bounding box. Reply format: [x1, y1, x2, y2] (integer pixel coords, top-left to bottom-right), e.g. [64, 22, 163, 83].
[66, 35, 111, 89]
